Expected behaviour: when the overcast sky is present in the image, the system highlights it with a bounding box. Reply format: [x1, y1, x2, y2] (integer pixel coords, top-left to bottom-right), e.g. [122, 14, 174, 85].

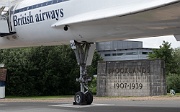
[128, 35, 180, 49]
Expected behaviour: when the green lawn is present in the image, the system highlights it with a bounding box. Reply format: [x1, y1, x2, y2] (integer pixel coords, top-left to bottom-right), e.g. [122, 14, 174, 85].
[5, 95, 73, 99]
[166, 93, 180, 96]
[5, 93, 180, 99]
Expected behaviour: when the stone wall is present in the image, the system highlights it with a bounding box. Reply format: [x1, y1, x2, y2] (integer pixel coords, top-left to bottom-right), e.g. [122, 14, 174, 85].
[97, 59, 167, 96]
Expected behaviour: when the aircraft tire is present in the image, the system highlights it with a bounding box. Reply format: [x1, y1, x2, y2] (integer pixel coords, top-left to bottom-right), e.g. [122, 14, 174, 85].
[74, 92, 85, 105]
[85, 91, 93, 105]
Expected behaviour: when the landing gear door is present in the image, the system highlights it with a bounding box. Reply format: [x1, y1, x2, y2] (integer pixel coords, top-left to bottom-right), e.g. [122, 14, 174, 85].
[0, 17, 10, 33]
[86, 44, 96, 66]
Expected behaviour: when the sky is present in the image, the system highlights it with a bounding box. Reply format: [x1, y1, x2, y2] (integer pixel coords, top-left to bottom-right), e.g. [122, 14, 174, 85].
[128, 35, 180, 49]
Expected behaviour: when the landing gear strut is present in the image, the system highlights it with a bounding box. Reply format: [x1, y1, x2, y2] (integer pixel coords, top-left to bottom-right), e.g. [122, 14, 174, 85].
[70, 40, 95, 105]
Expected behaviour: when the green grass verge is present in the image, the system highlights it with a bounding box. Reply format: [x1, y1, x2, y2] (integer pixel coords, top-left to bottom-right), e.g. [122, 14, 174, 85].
[5, 95, 73, 99]
[5, 93, 180, 99]
[166, 93, 180, 96]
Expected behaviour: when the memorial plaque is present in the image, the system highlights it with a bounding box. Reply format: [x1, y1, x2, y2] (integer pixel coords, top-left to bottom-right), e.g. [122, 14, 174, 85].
[97, 59, 167, 97]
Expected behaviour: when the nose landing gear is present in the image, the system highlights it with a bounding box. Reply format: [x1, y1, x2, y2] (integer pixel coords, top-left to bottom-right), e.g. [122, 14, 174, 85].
[70, 40, 95, 105]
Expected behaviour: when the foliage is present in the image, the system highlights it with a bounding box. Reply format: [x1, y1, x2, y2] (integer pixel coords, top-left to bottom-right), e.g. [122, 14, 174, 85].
[87, 51, 102, 76]
[172, 48, 180, 74]
[166, 73, 180, 93]
[87, 51, 102, 95]
[89, 77, 97, 94]
[28, 46, 80, 96]
[0, 45, 101, 96]
[148, 41, 180, 93]
[148, 41, 175, 75]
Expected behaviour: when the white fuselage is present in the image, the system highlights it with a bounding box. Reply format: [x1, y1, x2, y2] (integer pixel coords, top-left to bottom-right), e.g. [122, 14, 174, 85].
[0, 0, 180, 48]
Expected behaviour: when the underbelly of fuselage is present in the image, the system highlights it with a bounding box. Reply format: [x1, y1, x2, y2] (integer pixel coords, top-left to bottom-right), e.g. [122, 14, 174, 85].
[0, 1, 180, 49]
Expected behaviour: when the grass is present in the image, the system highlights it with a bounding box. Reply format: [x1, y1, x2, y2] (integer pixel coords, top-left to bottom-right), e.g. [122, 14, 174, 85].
[4, 93, 180, 99]
[5, 95, 73, 99]
[166, 93, 180, 96]
[95, 93, 180, 99]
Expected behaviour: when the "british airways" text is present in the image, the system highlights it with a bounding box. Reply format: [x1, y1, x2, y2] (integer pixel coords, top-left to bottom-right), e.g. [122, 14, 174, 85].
[13, 8, 64, 26]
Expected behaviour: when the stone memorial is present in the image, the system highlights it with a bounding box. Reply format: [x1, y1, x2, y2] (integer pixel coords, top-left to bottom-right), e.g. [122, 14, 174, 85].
[97, 59, 167, 96]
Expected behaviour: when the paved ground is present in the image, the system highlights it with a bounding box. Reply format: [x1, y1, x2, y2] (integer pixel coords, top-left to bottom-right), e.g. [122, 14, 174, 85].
[0, 97, 180, 112]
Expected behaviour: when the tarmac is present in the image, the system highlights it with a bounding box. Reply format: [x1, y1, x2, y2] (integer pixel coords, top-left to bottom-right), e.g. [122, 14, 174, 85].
[0, 96, 180, 112]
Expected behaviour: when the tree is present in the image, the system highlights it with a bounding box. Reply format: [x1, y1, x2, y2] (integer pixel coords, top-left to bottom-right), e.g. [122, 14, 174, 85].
[148, 41, 175, 75]
[167, 73, 180, 93]
[0, 48, 36, 96]
[88, 51, 102, 94]
[27, 46, 80, 95]
[148, 41, 180, 93]
[172, 48, 180, 74]
[0, 45, 101, 96]
[87, 51, 102, 76]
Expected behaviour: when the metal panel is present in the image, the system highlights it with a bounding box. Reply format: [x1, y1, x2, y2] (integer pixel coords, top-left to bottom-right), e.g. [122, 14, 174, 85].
[86, 44, 96, 65]
[0, 18, 9, 33]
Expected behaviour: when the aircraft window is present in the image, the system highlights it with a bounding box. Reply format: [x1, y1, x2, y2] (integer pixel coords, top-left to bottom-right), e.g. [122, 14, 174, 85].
[58, 0, 63, 3]
[47, 1, 52, 5]
[37, 4, 41, 8]
[105, 54, 111, 56]
[16, 9, 20, 13]
[52, 0, 58, 4]
[17, 10, 20, 13]
[33, 5, 37, 9]
[42, 2, 48, 6]
[14, 10, 18, 14]
[19, 9, 23, 13]
[28, 6, 33, 10]
[23, 7, 27, 11]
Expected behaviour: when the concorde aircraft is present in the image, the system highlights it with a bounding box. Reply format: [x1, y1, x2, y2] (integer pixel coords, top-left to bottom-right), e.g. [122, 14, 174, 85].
[0, 0, 180, 105]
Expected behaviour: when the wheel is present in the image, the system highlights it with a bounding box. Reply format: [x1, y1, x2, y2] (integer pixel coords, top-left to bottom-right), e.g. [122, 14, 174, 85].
[74, 92, 85, 105]
[85, 91, 93, 105]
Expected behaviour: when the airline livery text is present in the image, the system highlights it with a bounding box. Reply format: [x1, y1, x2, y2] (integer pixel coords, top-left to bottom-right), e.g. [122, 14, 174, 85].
[13, 9, 64, 26]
